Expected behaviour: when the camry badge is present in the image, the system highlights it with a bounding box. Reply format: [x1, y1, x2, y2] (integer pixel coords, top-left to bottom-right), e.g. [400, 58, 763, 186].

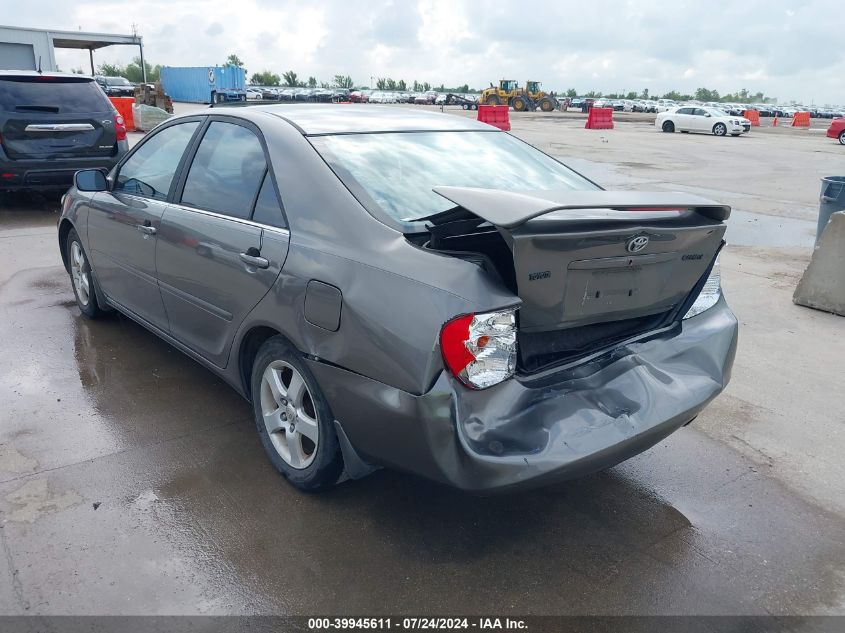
[626, 236, 649, 253]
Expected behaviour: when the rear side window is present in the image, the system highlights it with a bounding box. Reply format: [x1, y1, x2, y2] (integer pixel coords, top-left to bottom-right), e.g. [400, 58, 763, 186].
[0, 77, 111, 113]
[251, 171, 285, 228]
[115, 121, 200, 200]
[181, 121, 266, 220]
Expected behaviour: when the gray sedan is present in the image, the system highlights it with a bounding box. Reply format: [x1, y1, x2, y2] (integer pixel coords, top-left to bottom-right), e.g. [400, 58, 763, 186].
[58, 105, 737, 492]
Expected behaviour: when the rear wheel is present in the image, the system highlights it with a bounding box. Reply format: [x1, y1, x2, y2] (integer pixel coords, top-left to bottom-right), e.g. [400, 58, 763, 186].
[512, 96, 528, 112]
[662, 120, 675, 133]
[66, 229, 102, 319]
[539, 97, 554, 112]
[485, 94, 501, 106]
[251, 336, 344, 491]
[839, 131, 845, 145]
[713, 123, 727, 136]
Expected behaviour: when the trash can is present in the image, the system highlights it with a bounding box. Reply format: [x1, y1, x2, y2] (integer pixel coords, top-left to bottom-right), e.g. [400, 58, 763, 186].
[817, 176, 845, 244]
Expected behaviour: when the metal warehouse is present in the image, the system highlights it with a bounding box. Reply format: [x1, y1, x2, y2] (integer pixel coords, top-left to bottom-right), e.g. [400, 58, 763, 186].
[0, 24, 144, 76]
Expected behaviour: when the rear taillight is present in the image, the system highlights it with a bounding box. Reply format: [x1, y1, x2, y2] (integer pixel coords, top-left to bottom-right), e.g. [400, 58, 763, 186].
[684, 257, 721, 319]
[440, 309, 517, 389]
[114, 113, 127, 141]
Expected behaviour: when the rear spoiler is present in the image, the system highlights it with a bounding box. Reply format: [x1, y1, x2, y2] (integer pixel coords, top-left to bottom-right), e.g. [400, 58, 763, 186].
[427, 187, 731, 229]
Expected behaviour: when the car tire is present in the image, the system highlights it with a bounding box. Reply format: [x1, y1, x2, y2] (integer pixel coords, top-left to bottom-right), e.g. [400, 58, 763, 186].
[251, 336, 344, 492]
[66, 228, 103, 319]
[713, 123, 728, 136]
[839, 131, 845, 145]
[662, 120, 675, 133]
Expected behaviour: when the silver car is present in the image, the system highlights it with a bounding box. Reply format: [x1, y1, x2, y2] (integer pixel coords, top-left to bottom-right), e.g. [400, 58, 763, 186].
[58, 105, 738, 492]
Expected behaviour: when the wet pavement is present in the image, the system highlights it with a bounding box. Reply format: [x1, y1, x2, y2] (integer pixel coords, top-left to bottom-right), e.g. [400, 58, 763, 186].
[1, 117, 844, 616]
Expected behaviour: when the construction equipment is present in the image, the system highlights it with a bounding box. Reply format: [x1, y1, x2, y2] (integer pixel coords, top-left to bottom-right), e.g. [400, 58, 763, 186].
[479, 80, 559, 112]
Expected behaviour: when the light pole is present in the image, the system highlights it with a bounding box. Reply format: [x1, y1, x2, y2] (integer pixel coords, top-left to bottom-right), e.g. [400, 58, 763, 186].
[371, 75, 374, 89]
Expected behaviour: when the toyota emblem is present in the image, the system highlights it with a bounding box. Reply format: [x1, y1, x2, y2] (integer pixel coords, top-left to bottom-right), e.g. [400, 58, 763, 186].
[626, 236, 649, 253]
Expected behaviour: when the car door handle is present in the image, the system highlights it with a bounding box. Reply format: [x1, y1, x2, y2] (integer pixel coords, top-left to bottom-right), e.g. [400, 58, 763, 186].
[239, 252, 269, 269]
[137, 224, 157, 235]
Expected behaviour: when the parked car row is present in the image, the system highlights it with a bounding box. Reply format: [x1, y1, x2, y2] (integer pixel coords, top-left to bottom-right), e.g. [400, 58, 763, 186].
[246, 86, 349, 102]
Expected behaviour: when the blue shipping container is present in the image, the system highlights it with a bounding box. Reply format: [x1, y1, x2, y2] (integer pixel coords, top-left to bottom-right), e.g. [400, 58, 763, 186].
[160, 65, 246, 104]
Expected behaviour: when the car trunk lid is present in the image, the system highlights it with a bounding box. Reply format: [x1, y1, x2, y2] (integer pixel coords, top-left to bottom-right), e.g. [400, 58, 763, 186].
[425, 187, 730, 370]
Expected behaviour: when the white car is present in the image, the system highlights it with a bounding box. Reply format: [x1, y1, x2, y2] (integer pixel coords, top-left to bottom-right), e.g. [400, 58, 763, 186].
[656, 106, 749, 136]
[246, 88, 263, 101]
[655, 99, 678, 113]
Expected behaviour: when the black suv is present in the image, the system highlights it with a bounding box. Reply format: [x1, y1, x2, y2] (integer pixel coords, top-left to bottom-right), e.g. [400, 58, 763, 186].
[0, 72, 129, 192]
[94, 75, 135, 97]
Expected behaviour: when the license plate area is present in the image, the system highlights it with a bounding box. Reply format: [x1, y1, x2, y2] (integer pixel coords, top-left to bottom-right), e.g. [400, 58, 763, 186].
[564, 253, 678, 322]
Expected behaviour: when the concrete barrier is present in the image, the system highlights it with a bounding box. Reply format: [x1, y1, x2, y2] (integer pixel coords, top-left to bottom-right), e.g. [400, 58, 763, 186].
[793, 210, 845, 316]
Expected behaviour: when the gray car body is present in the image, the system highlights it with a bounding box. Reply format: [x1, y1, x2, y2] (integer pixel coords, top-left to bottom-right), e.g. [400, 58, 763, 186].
[58, 105, 738, 492]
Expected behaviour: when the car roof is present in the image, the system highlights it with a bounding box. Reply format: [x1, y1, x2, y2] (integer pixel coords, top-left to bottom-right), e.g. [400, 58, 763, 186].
[251, 104, 496, 135]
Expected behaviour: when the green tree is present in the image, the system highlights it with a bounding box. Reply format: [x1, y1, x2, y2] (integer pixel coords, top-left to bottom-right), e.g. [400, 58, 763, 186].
[283, 71, 300, 87]
[97, 62, 124, 77]
[640, 88, 649, 99]
[124, 57, 160, 83]
[333, 74, 354, 89]
[250, 71, 280, 86]
[226, 54, 245, 68]
[397, 79, 407, 91]
[565, 88, 577, 97]
[422, 82, 431, 92]
[584, 90, 602, 98]
[307, 76, 317, 88]
[625, 91, 638, 100]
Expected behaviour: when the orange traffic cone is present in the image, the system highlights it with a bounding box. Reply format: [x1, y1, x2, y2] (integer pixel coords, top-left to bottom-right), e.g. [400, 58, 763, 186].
[772, 116, 779, 127]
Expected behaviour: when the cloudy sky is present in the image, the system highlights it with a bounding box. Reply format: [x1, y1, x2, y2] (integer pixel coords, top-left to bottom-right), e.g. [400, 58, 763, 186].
[7, 0, 843, 104]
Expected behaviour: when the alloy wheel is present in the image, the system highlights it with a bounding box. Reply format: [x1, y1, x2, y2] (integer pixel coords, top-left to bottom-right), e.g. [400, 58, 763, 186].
[259, 360, 320, 469]
[70, 241, 91, 306]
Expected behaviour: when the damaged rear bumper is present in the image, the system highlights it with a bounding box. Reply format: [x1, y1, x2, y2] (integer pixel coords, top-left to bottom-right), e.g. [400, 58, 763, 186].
[308, 297, 738, 492]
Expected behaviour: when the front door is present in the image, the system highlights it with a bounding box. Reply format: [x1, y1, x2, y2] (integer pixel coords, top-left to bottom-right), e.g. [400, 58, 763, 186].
[155, 119, 289, 367]
[86, 120, 202, 328]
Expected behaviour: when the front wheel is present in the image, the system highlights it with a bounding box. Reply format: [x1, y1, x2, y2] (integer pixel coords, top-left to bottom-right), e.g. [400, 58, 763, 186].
[66, 229, 103, 319]
[539, 97, 554, 112]
[713, 123, 727, 136]
[512, 96, 528, 111]
[485, 95, 501, 106]
[251, 336, 344, 491]
[839, 131, 845, 145]
[662, 120, 675, 133]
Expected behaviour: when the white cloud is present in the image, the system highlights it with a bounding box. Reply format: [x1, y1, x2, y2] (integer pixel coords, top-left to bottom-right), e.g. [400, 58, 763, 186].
[6, 0, 843, 103]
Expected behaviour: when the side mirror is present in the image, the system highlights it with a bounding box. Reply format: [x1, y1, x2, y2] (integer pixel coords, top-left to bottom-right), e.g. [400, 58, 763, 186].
[74, 169, 108, 192]
[704, 113, 712, 117]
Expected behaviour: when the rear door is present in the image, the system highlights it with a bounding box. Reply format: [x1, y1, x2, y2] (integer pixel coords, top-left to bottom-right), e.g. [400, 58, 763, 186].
[156, 118, 289, 367]
[0, 75, 117, 159]
[674, 107, 694, 130]
[86, 118, 203, 329]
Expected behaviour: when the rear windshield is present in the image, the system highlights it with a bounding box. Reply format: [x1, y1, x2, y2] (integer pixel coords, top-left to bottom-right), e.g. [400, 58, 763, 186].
[0, 77, 111, 113]
[310, 131, 598, 231]
[105, 77, 131, 86]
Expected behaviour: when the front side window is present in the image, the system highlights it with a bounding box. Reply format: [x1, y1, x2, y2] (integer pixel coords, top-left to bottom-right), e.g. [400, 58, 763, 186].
[114, 121, 200, 200]
[181, 121, 267, 219]
[311, 131, 598, 231]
